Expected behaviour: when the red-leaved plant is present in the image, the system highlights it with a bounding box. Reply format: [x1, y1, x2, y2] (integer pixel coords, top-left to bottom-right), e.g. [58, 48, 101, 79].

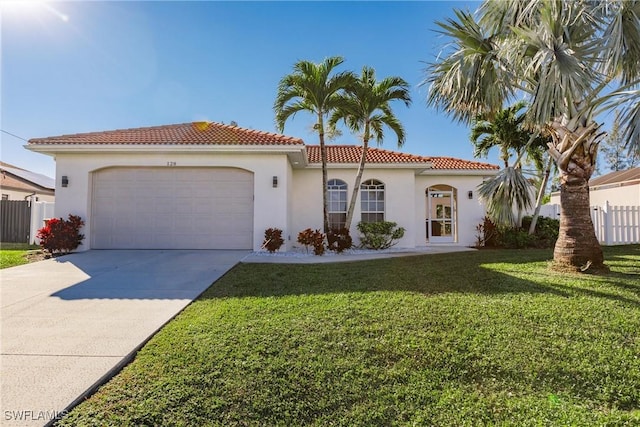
[297, 228, 325, 255]
[327, 227, 352, 253]
[262, 228, 284, 253]
[37, 214, 85, 254]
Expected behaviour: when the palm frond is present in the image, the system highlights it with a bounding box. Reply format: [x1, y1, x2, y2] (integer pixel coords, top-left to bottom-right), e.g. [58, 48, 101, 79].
[598, 0, 640, 84]
[274, 56, 352, 133]
[424, 9, 514, 123]
[275, 100, 314, 131]
[478, 166, 534, 227]
[510, 2, 602, 125]
[331, 65, 410, 148]
[479, 0, 542, 32]
[619, 94, 640, 153]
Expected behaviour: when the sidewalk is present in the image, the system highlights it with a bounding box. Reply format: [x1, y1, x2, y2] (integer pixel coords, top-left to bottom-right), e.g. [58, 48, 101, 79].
[241, 245, 475, 264]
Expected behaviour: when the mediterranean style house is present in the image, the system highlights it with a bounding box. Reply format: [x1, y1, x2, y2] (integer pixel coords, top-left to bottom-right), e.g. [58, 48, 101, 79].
[27, 122, 498, 251]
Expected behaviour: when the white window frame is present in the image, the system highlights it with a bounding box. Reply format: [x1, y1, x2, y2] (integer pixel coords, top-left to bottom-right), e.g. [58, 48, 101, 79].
[327, 179, 348, 230]
[360, 179, 385, 223]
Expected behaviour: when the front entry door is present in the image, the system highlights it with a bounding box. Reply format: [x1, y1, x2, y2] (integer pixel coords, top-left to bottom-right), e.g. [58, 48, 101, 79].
[427, 190, 455, 243]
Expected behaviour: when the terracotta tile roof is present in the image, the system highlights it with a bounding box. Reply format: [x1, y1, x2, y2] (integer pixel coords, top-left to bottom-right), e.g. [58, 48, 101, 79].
[28, 122, 304, 146]
[307, 145, 498, 170]
[428, 156, 499, 170]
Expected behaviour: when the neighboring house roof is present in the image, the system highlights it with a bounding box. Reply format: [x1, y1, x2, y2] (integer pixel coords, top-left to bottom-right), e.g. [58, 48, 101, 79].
[589, 167, 640, 187]
[0, 161, 55, 192]
[28, 122, 304, 146]
[306, 145, 499, 170]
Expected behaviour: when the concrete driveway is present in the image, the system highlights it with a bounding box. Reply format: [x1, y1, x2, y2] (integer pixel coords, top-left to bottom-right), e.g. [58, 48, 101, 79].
[0, 250, 248, 427]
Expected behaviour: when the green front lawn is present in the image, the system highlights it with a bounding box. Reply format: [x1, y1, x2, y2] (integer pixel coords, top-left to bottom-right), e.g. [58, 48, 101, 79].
[0, 243, 40, 269]
[58, 246, 640, 426]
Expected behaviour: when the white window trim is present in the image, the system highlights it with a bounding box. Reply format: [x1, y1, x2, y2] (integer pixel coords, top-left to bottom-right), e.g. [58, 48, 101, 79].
[360, 179, 385, 223]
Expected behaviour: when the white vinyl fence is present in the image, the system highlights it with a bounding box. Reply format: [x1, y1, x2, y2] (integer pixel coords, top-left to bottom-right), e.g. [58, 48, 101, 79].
[29, 201, 55, 245]
[540, 202, 640, 245]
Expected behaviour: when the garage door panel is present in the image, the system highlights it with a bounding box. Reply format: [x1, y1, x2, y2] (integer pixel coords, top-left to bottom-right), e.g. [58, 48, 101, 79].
[92, 167, 254, 249]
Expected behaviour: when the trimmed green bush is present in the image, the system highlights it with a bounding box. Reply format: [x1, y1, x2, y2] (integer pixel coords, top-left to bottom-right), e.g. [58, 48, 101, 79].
[357, 221, 405, 250]
[475, 216, 559, 249]
[498, 227, 533, 248]
[522, 216, 560, 248]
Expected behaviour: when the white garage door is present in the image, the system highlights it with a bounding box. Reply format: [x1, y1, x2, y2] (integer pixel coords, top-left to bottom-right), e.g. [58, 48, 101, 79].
[92, 167, 254, 249]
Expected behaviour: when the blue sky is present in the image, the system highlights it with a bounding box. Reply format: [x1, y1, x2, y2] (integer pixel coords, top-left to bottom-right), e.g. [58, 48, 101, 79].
[1, 0, 485, 179]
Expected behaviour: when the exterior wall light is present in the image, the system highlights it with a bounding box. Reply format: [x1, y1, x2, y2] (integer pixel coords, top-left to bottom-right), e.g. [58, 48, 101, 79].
[272, 176, 278, 188]
[468, 190, 473, 199]
[62, 176, 69, 188]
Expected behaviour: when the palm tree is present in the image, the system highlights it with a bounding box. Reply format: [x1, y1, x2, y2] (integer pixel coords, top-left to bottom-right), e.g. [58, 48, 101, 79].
[424, 1, 640, 271]
[329, 66, 411, 230]
[470, 101, 551, 228]
[470, 100, 530, 168]
[274, 57, 356, 235]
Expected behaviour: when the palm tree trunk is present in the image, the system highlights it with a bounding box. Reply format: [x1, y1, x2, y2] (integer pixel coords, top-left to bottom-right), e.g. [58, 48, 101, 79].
[344, 137, 369, 230]
[548, 118, 605, 270]
[318, 115, 330, 236]
[528, 157, 553, 235]
[553, 173, 603, 269]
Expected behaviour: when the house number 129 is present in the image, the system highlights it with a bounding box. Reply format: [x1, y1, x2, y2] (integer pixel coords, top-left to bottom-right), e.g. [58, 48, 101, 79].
[166, 162, 177, 167]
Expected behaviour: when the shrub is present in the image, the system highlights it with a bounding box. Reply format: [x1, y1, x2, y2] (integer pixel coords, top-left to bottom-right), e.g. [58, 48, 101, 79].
[37, 214, 85, 254]
[475, 216, 499, 248]
[297, 228, 325, 255]
[522, 215, 559, 248]
[357, 221, 405, 250]
[327, 228, 353, 253]
[497, 227, 533, 249]
[262, 228, 284, 253]
[475, 215, 559, 249]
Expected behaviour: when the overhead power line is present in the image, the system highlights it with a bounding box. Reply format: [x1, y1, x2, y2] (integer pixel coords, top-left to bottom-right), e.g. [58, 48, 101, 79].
[1, 129, 29, 142]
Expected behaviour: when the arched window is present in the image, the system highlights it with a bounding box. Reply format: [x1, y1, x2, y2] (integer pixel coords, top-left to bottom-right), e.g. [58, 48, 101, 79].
[327, 179, 347, 230]
[360, 179, 385, 223]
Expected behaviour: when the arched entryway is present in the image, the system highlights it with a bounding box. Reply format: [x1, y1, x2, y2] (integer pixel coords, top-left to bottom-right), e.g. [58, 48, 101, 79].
[426, 185, 457, 243]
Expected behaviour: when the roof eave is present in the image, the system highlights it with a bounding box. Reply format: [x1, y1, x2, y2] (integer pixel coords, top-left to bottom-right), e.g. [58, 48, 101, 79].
[26, 143, 308, 168]
[418, 168, 499, 176]
[27, 143, 303, 153]
[306, 162, 433, 170]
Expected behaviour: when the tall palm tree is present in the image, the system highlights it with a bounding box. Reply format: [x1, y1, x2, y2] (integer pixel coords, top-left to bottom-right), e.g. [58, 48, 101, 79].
[329, 66, 411, 230]
[274, 57, 356, 235]
[470, 101, 551, 228]
[470, 100, 530, 168]
[424, 1, 640, 271]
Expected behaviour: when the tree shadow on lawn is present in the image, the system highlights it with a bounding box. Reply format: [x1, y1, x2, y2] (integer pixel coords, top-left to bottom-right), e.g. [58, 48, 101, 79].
[199, 249, 640, 308]
[202, 250, 547, 298]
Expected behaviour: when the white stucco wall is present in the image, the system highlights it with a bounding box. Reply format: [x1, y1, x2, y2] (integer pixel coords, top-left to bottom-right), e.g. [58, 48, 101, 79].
[291, 167, 423, 249]
[50, 148, 493, 251]
[1, 188, 55, 203]
[415, 174, 491, 247]
[590, 184, 640, 206]
[53, 152, 291, 251]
